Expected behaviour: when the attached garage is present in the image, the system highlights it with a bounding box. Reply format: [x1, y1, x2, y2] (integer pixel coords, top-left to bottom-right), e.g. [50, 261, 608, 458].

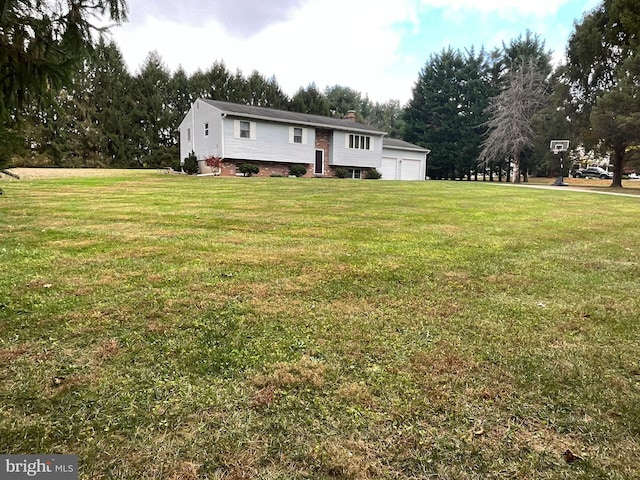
[381, 157, 399, 180]
[380, 138, 430, 181]
[400, 159, 422, 180]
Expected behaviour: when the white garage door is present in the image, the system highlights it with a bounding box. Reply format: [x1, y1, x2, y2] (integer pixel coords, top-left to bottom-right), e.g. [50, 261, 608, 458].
[380, 157, 398, 180]
[400, 159, 422, 180]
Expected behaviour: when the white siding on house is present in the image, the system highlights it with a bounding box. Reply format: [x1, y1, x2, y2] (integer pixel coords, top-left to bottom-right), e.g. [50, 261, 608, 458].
[179, 100, 224, 162]
[233, 120, 257, 140]
[289, 127, 309, 145]
[223, 117, 315, 163]
[330, 131, 383, 168]
[179, 116, 192, 162]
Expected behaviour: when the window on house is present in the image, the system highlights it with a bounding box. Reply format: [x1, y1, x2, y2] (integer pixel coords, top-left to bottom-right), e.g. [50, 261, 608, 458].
[204, 123, 209, 137]
[187, 128, 191, 142]
[240, 121, 251, 138]
[348, 169, 362, 179]
[348, 134, 372, 150]
[293, 127, 303, 144]
[234, 120, 256, 140]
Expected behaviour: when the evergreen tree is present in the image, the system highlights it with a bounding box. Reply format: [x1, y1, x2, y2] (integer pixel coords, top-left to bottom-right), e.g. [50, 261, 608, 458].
[25, 40, 134, 168]
[503, 30, 553, 78]
[130, 51, 175, 167]
[532, 69, 576, 177]
[25, 59, 100, 167]
[289, 84, 330, 116]
[404, 48, 493, 179]
[240, 71, 289, 108]
[325, 85, 363, 119]
[22, 88, 73, 166]
[92, 41, 136, 167]
[170, 67, 195, 122]
[364, 100, 405, 138]
[0, 0, 128, 168]
[191, 62, 235, 101]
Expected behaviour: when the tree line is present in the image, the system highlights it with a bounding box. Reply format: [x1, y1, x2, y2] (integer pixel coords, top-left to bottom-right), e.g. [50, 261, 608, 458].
[2, 0, 639, 186]
[6, 41, 405, 170]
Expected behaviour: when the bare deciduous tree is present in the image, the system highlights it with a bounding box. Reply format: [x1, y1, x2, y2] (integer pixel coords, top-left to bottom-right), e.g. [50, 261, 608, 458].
[479, 61, 548, 182]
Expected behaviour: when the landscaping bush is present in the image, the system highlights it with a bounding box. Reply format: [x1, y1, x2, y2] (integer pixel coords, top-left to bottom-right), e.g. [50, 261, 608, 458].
[183, 152, 199, 174]
[170, 158, 181, 171]
[335, 168, 349, 178]
[366, 168, 382, 179]
[238, 163, 260, 177]
[289, 164, 307, 177]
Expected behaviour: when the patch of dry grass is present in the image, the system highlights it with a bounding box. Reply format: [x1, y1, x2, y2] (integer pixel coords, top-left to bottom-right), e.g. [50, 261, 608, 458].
[1, 174, 639, 478]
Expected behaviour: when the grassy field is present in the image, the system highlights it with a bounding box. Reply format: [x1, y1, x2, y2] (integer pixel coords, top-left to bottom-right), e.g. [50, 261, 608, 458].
[1, 171, 639, 479]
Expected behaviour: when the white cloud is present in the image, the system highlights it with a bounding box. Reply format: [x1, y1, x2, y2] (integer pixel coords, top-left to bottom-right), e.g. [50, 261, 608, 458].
[248, 0, 414, 100]
[112, 0, 417, 102]
[108, 0, 603, 104]
[123, 0, 307, 35]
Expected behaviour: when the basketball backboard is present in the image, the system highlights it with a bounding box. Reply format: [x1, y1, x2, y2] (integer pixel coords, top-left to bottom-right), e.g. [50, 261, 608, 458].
[550, 140, 570, 154]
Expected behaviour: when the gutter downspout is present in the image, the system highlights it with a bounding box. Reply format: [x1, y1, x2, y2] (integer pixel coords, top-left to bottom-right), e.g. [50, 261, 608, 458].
[425, 149, 431, 180]
[221, 113, 227, 160]
[191, 101, 196, 157]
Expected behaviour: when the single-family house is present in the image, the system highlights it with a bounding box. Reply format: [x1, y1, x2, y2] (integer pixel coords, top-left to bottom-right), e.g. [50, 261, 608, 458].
[179, 99, 429, 180]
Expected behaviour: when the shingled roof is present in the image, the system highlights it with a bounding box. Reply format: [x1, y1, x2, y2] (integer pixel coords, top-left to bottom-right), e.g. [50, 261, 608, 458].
[382, 137, 430, 152]
[201, 99, 385, 135]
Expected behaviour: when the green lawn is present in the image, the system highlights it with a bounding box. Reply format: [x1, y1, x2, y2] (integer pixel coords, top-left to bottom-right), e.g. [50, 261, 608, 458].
[1, 173, 639, 479]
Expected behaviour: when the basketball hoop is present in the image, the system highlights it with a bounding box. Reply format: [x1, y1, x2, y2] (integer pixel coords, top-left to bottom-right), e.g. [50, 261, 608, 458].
[550, 140, 569, 154]
[549, 140, 570, 186]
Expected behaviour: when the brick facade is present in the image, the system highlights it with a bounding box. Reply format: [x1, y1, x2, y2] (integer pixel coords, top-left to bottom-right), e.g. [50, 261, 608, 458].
[203, 159, 310, 178]
[196, 127, 382, 179]
[314, 128, 331, 177]
[198, 128, 336, 178]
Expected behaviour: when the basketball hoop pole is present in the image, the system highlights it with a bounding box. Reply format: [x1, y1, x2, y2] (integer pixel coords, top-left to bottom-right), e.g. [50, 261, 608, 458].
[550, 140, 570, 186]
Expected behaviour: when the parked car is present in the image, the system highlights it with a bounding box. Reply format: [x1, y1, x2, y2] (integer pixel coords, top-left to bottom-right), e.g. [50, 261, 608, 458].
[572, 166, 613, 179]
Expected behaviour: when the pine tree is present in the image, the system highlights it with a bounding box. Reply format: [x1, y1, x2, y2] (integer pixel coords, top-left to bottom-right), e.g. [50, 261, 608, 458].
[364, 100, 405, 138]
[130, 51, 175, 167]
[0, 0, 128, 168]
[91, 41, 136, 167]
[404, 48, 493, 179]
[191, 62, 235, 101]
[325, 86, 363, 119]
[241, 71, 289, 108]
[289, 84, 330, 116]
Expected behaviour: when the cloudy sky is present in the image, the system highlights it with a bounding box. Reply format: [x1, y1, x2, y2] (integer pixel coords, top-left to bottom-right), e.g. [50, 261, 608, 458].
[107, 0, 601, 104]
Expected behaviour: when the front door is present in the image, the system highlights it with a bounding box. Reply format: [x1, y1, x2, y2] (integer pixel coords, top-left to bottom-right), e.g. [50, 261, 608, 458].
[314, 149, 324, 176]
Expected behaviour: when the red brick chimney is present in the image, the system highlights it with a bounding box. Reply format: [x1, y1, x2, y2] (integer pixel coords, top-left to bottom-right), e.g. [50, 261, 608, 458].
[344, 110, 356, 122]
